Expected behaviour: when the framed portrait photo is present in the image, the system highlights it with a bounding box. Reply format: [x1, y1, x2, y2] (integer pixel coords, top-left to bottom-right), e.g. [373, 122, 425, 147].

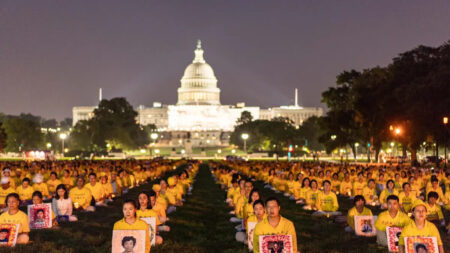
[258, 234, 293, 253]
[112, 230, 146, 253]
[247, 221, 257, 251]
[386, 226, 402, 252]
[28, 203, 52, 229]
[404, 236, 438, 253]
[0, 223, 20, 247]
[354, 215, 376, 237]
[140, 217, 156, 246]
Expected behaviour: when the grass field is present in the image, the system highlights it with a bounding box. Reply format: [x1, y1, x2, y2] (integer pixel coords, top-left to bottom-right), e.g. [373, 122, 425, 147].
[1, 162, 448, 253]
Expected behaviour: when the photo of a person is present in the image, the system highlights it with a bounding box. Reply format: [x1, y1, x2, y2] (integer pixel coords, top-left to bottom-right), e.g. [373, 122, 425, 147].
[35, 209, 45, 224]
[0, 228, 9, 243]
[269, 241, 283, 253]
[121, 236, 137, 253]
[395, 232, 401, 247]
[414, 243, 428, 253]
[361, 220, 372, 233]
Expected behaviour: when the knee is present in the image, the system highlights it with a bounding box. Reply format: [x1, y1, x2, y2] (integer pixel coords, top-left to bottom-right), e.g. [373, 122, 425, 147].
[17, 233, 29, 244]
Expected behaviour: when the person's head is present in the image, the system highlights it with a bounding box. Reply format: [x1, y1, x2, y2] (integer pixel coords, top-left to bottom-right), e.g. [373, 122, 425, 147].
[1, 177, 10, 190]
[253, 200, 265, 219]
[121, 236, 136, 251]
[310, 180, 318, 190]
[367, 179, 375, 188]
[100, 175, 108, 184]
[427, 191, 438, 205]
[5, 193, 20, 211]
[137, 192, 150, 210]
[238, 179, 246, 189]
[386, 195, 400, 212]
[402, 182, 410, 193]
[265, 197, 280, 218]
[323, 180, 331, 192]
[56, 184, 68, 199]
[148, 190, 156, 206]
[36, 209, 44, 219]
[386, 180, 395, 190]
[430, 176, 438, 187]
[0, 229, 8, 240]
[22, 177, 31, 188]
[76, 176, 85, 188]
[248, 189, 261, 203]
[32, 191, 43, 204]
[63, 169, 70, 177]
[50, 172, 57, 180]
[415, 243, 428, 253]
[301, 177, 310, 187]
[88, 173, 97, 184]
[353, 195, 366, 209]
[160, 179, 168, 190]
[244, 180, 253, 195]
[122, 199, 137, 220]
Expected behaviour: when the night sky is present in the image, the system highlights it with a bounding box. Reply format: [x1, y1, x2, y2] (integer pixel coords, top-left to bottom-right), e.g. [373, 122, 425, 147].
[1, 1, 449, 120]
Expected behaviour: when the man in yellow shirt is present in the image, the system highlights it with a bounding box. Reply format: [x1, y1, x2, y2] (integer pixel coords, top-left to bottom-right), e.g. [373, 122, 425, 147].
[69, 177, 95, 212]
[425, 191, 445, 228]
[16, 178, 34, 204]
[398, 182, 416, 213]
[253, 197, 297, 253]
[46, 172, 62, 195]
[314, 180, 341, 216]
[0, 177, 16, 208]
[85, 173, 106, 206]
[374, 195, 411, 246]
[0, 193, 30, 244]
[398, 199, 444, 253]
[345, 195, 373, 233]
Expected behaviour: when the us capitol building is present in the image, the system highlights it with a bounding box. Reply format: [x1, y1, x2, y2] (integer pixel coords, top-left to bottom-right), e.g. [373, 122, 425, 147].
[73, 41, 323, 147]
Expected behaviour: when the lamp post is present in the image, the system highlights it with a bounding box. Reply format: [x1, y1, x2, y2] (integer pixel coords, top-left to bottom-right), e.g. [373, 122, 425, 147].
[59, 133, 67, 157]
[241, 133, 249, 154]
[444, 117, 448, 168]
[150, 133, 158, 157]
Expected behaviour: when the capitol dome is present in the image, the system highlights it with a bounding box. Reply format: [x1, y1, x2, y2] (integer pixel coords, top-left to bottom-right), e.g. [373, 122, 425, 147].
[177, 40, 221, 105]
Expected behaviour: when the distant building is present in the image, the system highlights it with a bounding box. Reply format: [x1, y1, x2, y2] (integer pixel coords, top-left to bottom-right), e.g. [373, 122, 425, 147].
[72, 41, 323, 147]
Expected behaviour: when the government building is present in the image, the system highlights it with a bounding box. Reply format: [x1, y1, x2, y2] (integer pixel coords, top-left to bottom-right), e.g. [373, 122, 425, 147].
[73, 41, 323, 147]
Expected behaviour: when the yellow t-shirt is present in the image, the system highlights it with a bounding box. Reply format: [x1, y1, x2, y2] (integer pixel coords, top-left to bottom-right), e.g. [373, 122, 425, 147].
[0, 187, 16, 205]
[61, 177, 75, 188]
[46, 179, 62, 193]
[69, 187, 92, 210]
[33, 183, 49, 197]
[424, 203, 444, 221]
[379, 189, 399, 204]
[339, 181, 353, 196]
[347, 207, 373, 230]
[398, 220, 442, 246]
[16, 185, 34, 201]
[353, 181, 366, 196]
[253, 216, 297, 253]
[137, 208, 161, 226]
[306, 189, 319, 206]
[374, 210, 411, 232]
[316, 191, 339, 212]
[113, 218, 151, 253]
[398, 192, 416, 213]
[0, 210, 30, 233]
[84, 182, 104, 202]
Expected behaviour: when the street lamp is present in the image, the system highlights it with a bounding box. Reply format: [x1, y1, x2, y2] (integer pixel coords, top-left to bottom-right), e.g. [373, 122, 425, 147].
[444, 117, 448, 168]
[241, 133, 249, 154]
[59, 133, 67, 157]
[150, 133, 158, 157]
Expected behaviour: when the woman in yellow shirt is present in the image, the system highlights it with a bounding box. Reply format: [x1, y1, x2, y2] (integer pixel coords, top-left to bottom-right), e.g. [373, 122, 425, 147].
[113, 199, 151, 253]
[295, 177, 310, 204]
[398, 182, 416, 213]
[398, 199, 444, 253]
[16, 177, 34, 204]
[137, 191, 162, 245]
[304, 179, 319, 210]
[380, 179, 398, 208]
[0, 193, 29, 244]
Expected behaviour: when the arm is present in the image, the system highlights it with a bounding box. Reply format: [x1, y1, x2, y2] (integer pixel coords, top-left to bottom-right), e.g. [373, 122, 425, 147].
[67, 198, 73, 216]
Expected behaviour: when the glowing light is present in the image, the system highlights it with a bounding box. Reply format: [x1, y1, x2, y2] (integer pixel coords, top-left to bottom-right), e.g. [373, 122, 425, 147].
[155, 149, 160, 154]
[390, 142, 395, 147]
[140, 149, 146, 153]
[241, 133, 249, 140]
[59, 133, 67, 140]
[231, 149, 236, 154]
[46, 143, 52, 148]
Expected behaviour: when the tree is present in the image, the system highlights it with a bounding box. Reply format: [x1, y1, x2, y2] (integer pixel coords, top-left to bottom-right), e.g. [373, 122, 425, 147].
[236, 111, 253, 125]
[1, 117, 43, 152]
[298, 116, 324, 151]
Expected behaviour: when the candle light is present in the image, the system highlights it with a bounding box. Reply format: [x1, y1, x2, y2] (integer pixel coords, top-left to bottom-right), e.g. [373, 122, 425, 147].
[74, 202, 79, 209]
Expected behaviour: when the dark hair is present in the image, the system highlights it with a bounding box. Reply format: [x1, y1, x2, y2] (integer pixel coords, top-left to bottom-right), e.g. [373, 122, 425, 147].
[415, 243, 428, 252]
[253, 199, 265, 208]
[36, 209, 44, 214]
[430, 177, 438, 183]
[248, 189, 261, 204]
[76, 176, 85, 184]
[5, 193, 20, 205]
[32, 191, 43, 199]
[121, 236, 136, 247]
[386, 179, 395, 188]
[402, 182, 410, 189]
[148, 190, 156, 198]
[386, 195, 399, 202]
[368, 179, 375, 184]
[353, 195, 366, 205]
[55, 184, 69, 199]
[301, 177, 310, 187]
[123, 199, 137, 209]
[322, 180, 331, 186]
[22, 177, 31, 183]
[265, 196, 280, 207]
[0, 228, 8, 233]
[88, 173, 97, 178]
[50, 172, 57, 177]
[427, 191, 438, 200]
[310, 179, 318, 188]
[136, 192, 151, 209]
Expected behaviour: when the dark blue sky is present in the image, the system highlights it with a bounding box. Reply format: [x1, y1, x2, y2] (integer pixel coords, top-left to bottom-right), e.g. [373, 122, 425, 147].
[1, 0, 449, 120]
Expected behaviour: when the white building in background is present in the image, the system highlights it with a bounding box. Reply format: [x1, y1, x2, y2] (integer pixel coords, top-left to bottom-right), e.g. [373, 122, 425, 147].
[72, 40, 323, 147]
